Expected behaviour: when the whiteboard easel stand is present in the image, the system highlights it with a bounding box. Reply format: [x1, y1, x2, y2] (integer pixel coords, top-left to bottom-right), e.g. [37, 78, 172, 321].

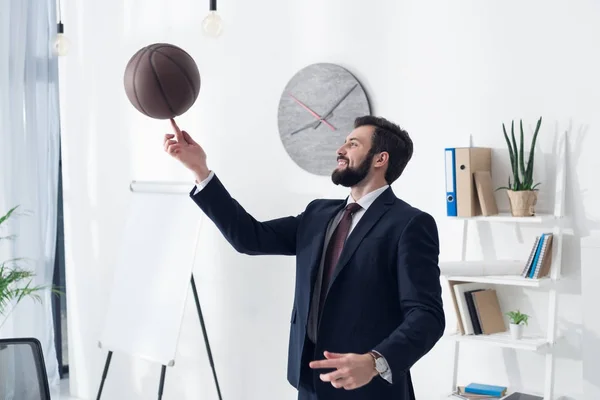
[95, 180, 224, 400]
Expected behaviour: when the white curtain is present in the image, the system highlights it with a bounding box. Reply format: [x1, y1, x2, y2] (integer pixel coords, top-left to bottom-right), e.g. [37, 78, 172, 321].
[0, 0, 61, 397]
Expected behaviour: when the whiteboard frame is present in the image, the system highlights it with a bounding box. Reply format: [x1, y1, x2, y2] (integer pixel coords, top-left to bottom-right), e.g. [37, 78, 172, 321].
[129, 180, 195, 194]
[98, 179, 203, 367]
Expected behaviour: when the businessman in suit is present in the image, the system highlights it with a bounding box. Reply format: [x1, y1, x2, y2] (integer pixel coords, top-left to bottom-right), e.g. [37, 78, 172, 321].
[163, 115, 445, 400]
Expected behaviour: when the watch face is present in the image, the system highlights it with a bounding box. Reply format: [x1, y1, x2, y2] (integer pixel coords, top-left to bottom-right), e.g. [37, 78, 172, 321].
[277, 63, 371, 176]
[375, 358, 387, 373]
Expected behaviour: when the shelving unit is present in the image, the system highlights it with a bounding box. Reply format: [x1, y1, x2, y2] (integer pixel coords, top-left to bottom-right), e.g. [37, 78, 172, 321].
[447, 212, 558, 224]
[441, 131, 567, 400]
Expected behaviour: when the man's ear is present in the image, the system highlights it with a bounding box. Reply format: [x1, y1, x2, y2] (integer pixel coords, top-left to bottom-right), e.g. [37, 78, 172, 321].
[374, 152, 389, 167]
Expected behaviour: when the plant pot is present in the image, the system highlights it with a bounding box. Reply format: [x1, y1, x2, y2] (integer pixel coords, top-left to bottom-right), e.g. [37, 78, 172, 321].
[509, 323, 524, 340]
[506, 190, 538, 217]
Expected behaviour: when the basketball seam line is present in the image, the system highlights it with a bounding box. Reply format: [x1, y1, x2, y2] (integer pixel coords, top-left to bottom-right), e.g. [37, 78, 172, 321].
[148, 48, 176, 117]
[153, 48, 197, 98]
[132, 46, 153, 117]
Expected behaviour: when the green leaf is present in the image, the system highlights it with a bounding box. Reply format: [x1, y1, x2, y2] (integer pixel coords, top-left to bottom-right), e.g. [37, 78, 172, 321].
[0, 206, 19, 227]
[502, 123, 516, 181]
[525, 116, 542, 187]
[510, 121, 521, 188]
[519, 119, 526, 185]
[506, 310, 529, 325]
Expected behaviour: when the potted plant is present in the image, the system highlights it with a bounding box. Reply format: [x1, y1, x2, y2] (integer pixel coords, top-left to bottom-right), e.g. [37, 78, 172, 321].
[506, 309, 529, 340]
[497, 116, 542, 217]
[0, 205, 60, 329]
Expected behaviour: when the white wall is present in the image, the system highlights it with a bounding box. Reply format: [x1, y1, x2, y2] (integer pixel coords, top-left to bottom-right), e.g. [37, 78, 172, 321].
[58, 0, 599, 399]
[582, 232, 600, 400]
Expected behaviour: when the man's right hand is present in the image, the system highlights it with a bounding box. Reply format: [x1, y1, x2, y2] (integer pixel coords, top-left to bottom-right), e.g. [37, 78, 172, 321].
[164, 119, 210, 182]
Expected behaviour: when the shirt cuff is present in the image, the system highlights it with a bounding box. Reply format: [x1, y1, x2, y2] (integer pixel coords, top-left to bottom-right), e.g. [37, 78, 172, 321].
[192, 170, 215, 195]
[371, 350, 393, 383]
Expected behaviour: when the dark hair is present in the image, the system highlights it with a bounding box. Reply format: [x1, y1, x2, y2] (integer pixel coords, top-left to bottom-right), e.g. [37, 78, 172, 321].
[354, 115, 413, 184]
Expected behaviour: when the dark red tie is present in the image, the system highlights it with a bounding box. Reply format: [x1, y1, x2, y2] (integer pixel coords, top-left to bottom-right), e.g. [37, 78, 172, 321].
[319, 202, 362, 315]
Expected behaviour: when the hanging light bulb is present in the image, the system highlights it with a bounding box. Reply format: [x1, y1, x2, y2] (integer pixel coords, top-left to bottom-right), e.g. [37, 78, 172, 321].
[202, 0, 223, 38]
[53, 22, 70, 56]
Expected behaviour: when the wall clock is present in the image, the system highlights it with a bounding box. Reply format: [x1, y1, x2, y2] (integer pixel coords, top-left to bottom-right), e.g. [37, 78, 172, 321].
[277, 63, 371, 176]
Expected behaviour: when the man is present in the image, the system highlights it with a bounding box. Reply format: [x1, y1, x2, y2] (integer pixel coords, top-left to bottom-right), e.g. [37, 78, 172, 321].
[163, 115, 445, 400]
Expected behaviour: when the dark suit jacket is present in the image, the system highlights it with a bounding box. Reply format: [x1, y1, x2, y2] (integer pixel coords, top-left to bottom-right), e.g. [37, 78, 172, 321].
[190, 174, 445, 400]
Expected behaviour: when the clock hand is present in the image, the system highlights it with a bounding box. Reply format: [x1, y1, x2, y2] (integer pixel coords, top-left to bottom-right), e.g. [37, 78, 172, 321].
[313, 83, 358, 129]
[288, 93, 336, 131]
[289, 120, 319, 136]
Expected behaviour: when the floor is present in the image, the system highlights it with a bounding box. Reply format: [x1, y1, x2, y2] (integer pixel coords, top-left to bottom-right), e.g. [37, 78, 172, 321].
[59, 378, 78, 400]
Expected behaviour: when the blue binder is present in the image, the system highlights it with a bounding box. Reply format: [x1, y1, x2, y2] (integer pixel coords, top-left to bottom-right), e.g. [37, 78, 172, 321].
[444, 148, 457, 216]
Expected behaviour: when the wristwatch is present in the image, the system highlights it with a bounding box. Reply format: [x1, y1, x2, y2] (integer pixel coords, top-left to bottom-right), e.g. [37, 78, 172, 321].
[368, 351, 389, 375]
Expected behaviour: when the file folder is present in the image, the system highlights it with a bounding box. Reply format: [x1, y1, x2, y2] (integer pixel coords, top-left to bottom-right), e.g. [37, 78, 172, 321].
[454, 147, 491, 217]
[444, 147, 492, 217]
[444, 148, 457, 216]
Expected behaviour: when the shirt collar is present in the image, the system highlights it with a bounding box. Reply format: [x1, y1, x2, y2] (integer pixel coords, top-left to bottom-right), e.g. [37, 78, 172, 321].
[346, 185, 390, 211]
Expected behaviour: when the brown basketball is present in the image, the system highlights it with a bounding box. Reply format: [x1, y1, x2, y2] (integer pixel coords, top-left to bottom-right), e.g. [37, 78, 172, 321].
[123, 43, 201, 120]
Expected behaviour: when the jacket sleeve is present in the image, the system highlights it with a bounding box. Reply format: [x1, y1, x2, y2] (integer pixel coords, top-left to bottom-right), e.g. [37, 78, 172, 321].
[189, 173, 305, 256]
[373, 211, 445, 380]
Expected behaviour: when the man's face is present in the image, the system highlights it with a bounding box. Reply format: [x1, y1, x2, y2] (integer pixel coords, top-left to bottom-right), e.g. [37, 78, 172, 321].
[331, 125, 375, 187]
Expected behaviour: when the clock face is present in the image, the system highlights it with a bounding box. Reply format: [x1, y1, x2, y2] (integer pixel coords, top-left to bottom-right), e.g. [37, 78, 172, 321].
[277, 63, 371, 176]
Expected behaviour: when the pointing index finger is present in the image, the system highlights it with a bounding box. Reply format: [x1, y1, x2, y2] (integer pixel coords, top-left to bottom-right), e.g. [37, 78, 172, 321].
[170, 118, 185, 142]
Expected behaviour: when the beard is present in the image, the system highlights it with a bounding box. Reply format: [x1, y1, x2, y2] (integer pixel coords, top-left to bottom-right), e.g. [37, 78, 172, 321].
[331, 152, 374, 187]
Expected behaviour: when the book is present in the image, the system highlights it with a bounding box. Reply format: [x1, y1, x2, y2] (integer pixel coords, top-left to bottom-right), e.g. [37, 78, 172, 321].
[472, 289, 506, 335]
[465, 383, 507, 397]
[452, 386, 499, 399]
[521, 233, 553, 279]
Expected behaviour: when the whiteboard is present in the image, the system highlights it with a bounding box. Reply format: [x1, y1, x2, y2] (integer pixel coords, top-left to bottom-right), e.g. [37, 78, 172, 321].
[99, 182, 202, 366]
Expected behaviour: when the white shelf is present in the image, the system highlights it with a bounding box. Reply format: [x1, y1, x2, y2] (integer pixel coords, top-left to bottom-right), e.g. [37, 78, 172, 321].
[441, 395, 510, 400]
[446, 331, 551, 351]
[448, 212, 558, 223]
[446, 274, 551, 288]
[442, 393, 526, 400]
[440, 260, 526, 276]
[441, 260, 523, 269]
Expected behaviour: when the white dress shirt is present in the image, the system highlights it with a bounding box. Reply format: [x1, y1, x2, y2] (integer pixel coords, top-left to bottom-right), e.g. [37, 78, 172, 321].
[192, 171, 393, 383]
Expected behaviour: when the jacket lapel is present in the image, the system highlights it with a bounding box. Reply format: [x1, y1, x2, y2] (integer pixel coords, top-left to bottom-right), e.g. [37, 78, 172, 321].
[307, 200, 347, 284]
[328, 187, 395, 289]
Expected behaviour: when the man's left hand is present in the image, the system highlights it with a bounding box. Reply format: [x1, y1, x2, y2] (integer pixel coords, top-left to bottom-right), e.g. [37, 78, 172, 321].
[309, 351, 377, 390]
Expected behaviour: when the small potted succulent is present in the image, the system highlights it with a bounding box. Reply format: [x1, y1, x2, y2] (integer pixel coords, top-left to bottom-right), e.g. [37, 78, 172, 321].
[506, 310, 529, 340]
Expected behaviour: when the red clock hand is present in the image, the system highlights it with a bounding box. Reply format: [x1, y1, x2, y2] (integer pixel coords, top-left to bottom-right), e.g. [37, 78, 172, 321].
[288, 93, 336, 131]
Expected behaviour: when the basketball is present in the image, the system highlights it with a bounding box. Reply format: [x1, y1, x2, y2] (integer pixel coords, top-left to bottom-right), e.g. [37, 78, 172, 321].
[123, 43, 201, 120]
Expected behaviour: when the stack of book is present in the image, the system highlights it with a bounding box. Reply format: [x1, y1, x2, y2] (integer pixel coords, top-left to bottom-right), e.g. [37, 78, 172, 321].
[450, 383, 507, 399]
[448, 284, 506, 336]
[521, 233, 553, 279]
[449, 384, 543, 400]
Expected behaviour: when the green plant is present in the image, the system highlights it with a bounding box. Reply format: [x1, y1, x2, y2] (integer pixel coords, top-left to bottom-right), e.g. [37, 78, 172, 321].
[0, 205, 61, 321]
[497, 116, 543, 192]
[506, 309, 529, 326]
